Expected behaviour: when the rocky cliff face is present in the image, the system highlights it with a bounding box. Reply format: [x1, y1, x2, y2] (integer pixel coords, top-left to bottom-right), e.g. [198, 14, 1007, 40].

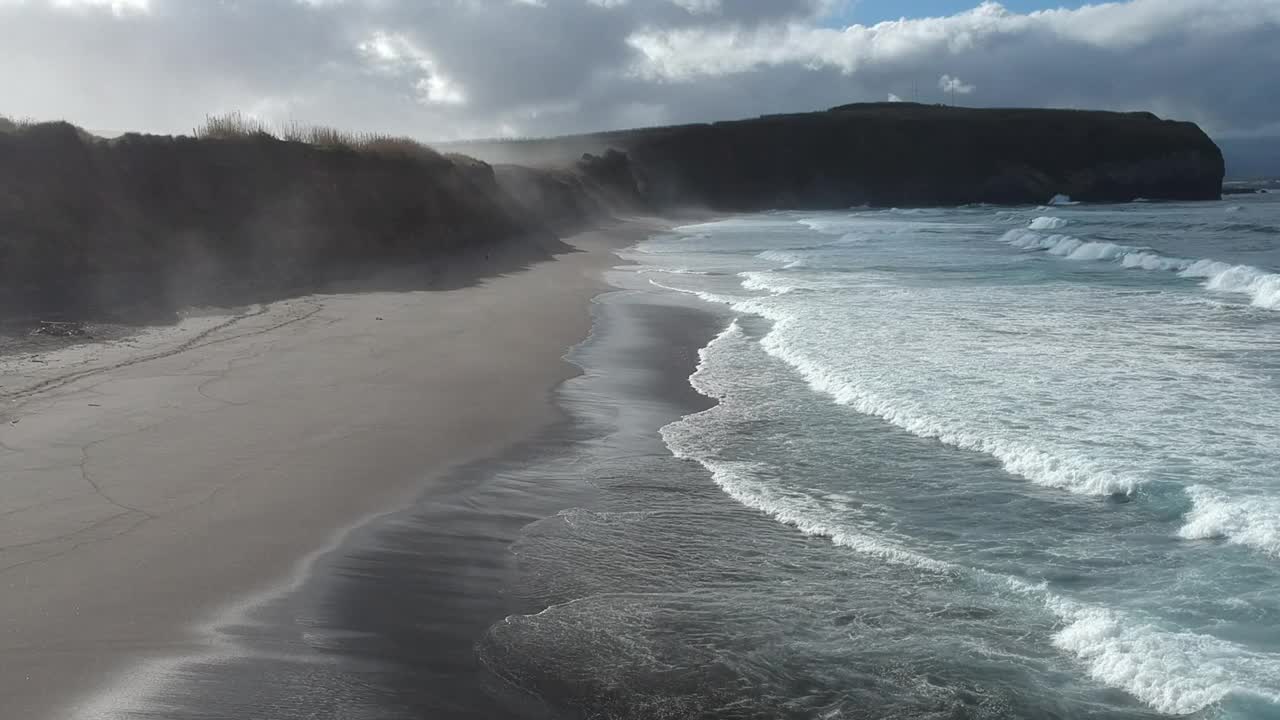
[452, 103, 1225, 208]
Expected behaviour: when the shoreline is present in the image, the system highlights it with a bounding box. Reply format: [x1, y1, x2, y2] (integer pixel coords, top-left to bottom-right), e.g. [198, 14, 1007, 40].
[92, 286, 726, 719]
[0, 217, 682, 720]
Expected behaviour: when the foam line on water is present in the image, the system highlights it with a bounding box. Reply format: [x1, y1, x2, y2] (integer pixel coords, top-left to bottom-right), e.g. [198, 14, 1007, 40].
[757, 319, 1137, 496]
[635, 267, 711, 276]
[663, 319, 968, 576]
[738, 271, 795, 295]
[649, 280, 1139, 496]
[1000, 227, 1280, 310]
[665, 318, 1280, 716]
[756, 249, 805, 264]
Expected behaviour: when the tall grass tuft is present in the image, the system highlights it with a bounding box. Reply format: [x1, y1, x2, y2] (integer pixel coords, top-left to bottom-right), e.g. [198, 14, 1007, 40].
[0, 114, 38, 134]
[195, 112, 275, 140]
[200, 113, 441, 160]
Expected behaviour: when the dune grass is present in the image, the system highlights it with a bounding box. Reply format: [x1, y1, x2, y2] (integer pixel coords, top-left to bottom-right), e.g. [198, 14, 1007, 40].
[195, 112, 440, 159]
[0, 114, 37, 134]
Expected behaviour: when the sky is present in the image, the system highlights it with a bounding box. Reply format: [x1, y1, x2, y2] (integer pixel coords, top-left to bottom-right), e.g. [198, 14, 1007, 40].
[0, 0, 1277, 141]
[828, 0, 1091, 24]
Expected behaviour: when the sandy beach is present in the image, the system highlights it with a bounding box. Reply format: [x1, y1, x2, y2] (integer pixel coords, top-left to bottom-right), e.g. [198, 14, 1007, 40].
[0, 221, 661, 720]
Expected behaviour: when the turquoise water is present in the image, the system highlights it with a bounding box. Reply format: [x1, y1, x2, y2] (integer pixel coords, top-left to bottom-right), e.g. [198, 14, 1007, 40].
[626, 194, 1280, 718]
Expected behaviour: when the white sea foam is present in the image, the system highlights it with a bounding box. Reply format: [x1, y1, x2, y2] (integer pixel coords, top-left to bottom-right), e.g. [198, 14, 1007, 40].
[753, 316, 1138, 497]
[642, 213, 1280, 717]
[686, 317, 745, 396]
[1120, 251, 1187, 271]
[654, 266, 1140, 497]
[739, 271, 795, 295]
[645, 278, 734, 306]
[666, 319, 959, 575]
[799, 217, 850, 235]
[1046, 596, 1280, 715]
[1180, 485, 1280, 558]
[636, 267, 710, 276]
[1029, 216, 1069, 230]
[673, 323, 1280, 717]
[701, 457, 958, 574]
[757, 249, 804, 264]
[1179, 261, 1280, 310]
[1000, 229, 1280, 309]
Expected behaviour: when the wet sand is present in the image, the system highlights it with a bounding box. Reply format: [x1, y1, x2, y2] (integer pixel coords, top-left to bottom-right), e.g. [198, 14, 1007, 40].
[0, 220, 673, 720]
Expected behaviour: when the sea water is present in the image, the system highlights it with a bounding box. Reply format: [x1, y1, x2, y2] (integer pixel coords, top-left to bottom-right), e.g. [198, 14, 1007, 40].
[616, 194, 1280, 718]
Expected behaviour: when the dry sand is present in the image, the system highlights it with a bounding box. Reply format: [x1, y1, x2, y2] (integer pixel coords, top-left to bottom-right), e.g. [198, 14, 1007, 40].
[0, 222, 658, 720]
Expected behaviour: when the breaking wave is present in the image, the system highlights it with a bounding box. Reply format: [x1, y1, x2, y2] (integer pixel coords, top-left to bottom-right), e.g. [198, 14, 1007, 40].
[1045, 596, 1280, 715]
[668, 296, 1140, 497]
[1000, 229, 1280, 310]
[738, 271, 795, 295]
[1029, 216, 1069, 230]
[1179, 485, 1280, 558]
[661, 318, 1280, 716]
[755, 314, 1138, 497]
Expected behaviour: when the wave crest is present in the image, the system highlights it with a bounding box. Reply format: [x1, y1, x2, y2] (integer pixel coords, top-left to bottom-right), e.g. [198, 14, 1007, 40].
[1000, 230, 1280, 310]
[1047, 596, 1280, 715]
[1179, 485, 1280, 558]
[1029, 216, 1069, 230]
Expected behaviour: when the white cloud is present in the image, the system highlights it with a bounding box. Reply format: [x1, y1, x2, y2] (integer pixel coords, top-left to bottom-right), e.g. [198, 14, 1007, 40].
[624, 1, 1280, 80]
[0, 0, 1275, 140]
[887, 92, 902, 102]
[357, 30, 466, 105]
[670, 0, 721, 14]
[938, 74, 974, 95]
[48, 0, 149, 14]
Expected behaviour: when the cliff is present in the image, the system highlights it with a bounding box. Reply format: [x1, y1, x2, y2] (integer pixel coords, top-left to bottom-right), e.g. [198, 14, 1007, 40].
[449, 103, 1224, 208]
[1, 104, 1223, 322]
[0, 123, 611, 322]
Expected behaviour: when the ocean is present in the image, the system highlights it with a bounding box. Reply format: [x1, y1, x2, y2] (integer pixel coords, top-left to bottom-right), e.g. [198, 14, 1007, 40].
[94, 195, 1280, 720]
[583, 192, 1280, 719]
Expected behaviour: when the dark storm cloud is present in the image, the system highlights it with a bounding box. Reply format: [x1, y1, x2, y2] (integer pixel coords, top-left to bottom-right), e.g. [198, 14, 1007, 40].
[0, 0, 1275, 139]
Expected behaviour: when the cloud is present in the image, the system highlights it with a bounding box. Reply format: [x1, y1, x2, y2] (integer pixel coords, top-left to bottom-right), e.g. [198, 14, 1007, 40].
[938, 74, 975, 95]
[0, 0, 1275, 140]
[356, 31, 466, 105]
[50, 0, 149, 14]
